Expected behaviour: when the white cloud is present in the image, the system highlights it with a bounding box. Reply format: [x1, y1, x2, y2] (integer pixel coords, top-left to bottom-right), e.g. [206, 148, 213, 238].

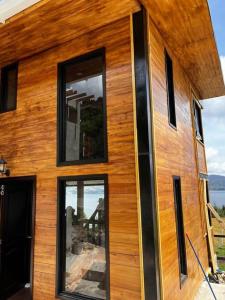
[205, 147, 223, 175]
[206, 147, 218, 160]
[207, 161, 225, 176]
[201, 59, 225, 177]
[202, 98, 225, 176]
[220, 56, 225, 84]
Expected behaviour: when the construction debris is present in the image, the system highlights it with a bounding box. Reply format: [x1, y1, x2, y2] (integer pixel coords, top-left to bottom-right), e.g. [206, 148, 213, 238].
[209, 271, 225, 285]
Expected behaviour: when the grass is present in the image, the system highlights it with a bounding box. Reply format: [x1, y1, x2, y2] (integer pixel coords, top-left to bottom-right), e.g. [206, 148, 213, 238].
[216, 245, 225, 257]
[212, 217, 225, 271]
[218, 262, 225, 271]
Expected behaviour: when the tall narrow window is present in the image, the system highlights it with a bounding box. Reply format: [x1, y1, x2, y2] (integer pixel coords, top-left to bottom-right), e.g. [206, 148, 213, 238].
[0, 63, 18, 113]
[57, 176, 109, 300]
[194, 100, 204, 143]
[165, 51, 176, 128]
[173, 177, 187, 284]
[58, 49, 107, 165]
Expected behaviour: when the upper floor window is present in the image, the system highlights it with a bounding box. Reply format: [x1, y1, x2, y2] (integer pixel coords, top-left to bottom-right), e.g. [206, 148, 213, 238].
[0, 63, 18, 113]
[165, 50, 176, 128]
[193, 100, 204, 143]
[58, 49, 107, 165]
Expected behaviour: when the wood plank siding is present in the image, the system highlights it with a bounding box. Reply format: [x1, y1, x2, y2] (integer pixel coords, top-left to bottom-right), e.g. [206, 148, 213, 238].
[197, 142, 208, 175]
[0, 17, 142, 300]
[0, 1, 220, 299]
[0, 0, 140, 67]
[148, 16, 209, 300]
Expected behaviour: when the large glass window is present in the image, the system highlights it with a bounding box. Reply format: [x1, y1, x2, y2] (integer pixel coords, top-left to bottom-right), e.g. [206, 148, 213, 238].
[58, 49, 107, 165]
[57, 176, 108, 300]
[0, 63, 18, 113]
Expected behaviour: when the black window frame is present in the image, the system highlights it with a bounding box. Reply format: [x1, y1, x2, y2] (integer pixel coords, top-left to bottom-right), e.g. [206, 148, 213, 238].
[173, 176, 188, 286]
[193, 99, 204, 144]
[57, 48, 108, 166]
[56, 174, 110, 300]
[0, 62, 18, 114]
[165, 50, 177, 129]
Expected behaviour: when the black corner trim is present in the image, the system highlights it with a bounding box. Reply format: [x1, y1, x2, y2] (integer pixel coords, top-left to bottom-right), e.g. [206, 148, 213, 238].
[133, 7, 160, 300]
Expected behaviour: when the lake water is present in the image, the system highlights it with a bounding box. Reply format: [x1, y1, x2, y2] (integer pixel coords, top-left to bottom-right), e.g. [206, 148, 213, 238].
[209, 191, 225, 208]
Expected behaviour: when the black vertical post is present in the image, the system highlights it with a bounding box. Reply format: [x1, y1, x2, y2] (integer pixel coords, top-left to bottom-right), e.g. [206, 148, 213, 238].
[133, 8, 160, 300]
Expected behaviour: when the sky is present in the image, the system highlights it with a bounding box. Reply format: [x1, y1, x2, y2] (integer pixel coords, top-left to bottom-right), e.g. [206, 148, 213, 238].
[66, 186, 104, 218]
[202, 0, 225, 176]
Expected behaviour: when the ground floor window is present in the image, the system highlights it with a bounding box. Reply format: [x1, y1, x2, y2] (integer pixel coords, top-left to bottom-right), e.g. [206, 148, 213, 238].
[57, 175, 109, 300]
[173, 176, 187, 285]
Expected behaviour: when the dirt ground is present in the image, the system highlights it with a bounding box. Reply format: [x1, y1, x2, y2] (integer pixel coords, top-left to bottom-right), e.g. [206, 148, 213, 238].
[195, 281, 225, 300]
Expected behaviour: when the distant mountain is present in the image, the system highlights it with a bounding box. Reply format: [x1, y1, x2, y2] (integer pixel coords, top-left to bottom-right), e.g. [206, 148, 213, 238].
[208, 175, 225, 191]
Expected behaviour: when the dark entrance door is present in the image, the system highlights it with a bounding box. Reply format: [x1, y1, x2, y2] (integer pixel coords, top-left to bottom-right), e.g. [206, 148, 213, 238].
[0, 179, 34, 300]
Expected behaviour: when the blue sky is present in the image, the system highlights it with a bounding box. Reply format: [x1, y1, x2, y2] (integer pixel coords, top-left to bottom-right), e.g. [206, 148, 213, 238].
[208, 0, 225, 55]
[202, 1, 225, 176]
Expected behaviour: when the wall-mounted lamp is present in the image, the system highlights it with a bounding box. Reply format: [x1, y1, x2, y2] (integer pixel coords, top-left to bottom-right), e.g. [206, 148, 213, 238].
[0, 158, 10, 176]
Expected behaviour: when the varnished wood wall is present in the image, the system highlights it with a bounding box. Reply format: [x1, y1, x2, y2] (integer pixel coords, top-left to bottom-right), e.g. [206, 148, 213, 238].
[197, 142, 208, 175]
[0, 0, 140, 67]
[0, 17, 142, 300]
[148, 17, 209, 300]
[0, 7, 211, 300]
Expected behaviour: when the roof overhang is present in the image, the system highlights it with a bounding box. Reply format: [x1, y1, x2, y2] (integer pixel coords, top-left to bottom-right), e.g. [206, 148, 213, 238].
[0, 0, 41, 23]
[142, 0, 225, 99]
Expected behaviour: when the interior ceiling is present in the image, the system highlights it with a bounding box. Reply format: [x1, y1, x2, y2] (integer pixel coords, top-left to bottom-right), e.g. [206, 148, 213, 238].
[142, 0, 225, 99]
[0, 0, 224, 99]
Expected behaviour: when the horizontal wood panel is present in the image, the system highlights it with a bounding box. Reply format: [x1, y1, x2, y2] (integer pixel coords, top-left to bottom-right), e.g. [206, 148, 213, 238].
[148, 16, 209, 300]
[197, 141, 208, 174]
[0, 0, 140, 67]
[0, 17, 141, 300]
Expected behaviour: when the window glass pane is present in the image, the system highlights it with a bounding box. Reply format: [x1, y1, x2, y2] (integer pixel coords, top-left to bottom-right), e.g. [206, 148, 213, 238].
[62, 54, 105, 162]
[173, 177, 187, 279]
[0, 64, 17, 112]
[194, 102, 203, 142]
[5, 67, 17, 111]
[165, 51, 176, 128]
[64, 179, 106, 299]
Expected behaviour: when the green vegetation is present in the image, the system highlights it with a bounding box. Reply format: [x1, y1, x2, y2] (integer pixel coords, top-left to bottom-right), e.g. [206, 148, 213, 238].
[217, 260, 225, 271]
[215, 244, 225, 271]
[213, 205, 225, 217]
[216, 245, 225, 257]
[212, 217, 225, 271]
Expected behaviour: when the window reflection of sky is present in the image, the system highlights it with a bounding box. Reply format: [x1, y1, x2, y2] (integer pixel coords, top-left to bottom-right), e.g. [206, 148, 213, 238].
[66, 75, 103, 106]
[66, 186, 104, 218]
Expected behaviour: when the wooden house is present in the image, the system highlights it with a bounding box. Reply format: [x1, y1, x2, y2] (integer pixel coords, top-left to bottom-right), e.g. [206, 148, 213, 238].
[0, 1, 224, 300]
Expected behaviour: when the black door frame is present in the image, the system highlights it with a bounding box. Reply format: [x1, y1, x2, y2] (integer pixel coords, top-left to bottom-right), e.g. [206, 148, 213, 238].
[0, 176, 36, 300]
